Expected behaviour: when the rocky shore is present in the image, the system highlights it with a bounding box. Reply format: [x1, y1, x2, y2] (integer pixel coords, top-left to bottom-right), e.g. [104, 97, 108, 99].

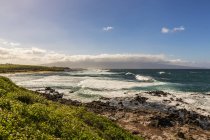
[36, 88, 210, 140]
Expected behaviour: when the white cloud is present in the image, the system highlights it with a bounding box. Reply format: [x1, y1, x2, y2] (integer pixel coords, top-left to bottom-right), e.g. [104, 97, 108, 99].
[0, 38, 21, 47]
[161, 27, 170, 34]
[161, 26, 185, 34]
[47, 54, 190, 69]
[0, 38, 192, 68]
[31, 47, 46, 54]
[63, 54, 166, 63]
[103, 26, 114, 31]
[172, 26, 185, 32]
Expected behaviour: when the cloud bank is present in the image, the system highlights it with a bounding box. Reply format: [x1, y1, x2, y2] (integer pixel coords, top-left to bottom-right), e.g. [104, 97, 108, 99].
[47, 54, 191, 69]
[161, 26, 185, 34]
[0, 38, 198, 68]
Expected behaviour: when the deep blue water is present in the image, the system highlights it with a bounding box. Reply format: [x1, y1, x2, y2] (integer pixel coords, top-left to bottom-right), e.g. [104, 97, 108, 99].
[109, 69, 210, 93]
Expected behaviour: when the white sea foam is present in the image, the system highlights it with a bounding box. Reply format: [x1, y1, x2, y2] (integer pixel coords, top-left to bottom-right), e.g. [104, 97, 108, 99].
[158, 71, 165, 75]
[130, 90, 210, 116]
[67, 89, 210, 115]
[69, 69, 115, 75]
[125, 72, 135, 75]
[78, 78, 165, 90]
[11, 75, 86, 89]
[135, 75, 154, 82]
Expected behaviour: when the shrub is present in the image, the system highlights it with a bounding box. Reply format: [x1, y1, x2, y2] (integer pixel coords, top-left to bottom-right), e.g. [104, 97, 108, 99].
[0, 76, 142, 140]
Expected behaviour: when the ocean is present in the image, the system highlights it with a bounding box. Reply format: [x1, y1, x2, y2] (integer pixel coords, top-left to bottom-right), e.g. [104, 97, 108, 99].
[2, 69, 210, 103]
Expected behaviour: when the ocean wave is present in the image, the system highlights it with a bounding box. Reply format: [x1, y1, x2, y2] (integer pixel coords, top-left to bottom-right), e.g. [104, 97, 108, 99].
[135, 75, 154, 82]
[78, 78, 165, 90]
[125, 72, 135, 75]
[15, 75, 85, 89]
[69, 69, 116, 76]
[158, 71, 165, 75]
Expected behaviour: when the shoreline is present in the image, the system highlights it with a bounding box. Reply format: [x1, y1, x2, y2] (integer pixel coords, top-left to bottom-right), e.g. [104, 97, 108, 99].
[2, 68, 210, 139]
[36, 88, 210, 140]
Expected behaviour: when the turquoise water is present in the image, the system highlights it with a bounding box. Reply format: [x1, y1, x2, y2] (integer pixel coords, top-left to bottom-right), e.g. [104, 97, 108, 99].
[2, 69, 210, 102]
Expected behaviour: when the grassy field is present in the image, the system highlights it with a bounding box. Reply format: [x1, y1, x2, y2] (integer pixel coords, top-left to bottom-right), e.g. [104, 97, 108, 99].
[0, 64, 68, 73]
[0, 76, 142, 139]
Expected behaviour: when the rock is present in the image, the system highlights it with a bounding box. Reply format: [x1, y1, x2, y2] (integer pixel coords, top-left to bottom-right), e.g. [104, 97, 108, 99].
[118, 101, 123, 106]
[132, 130, 140, 135]
[163, 99, 171, 103]
[100, 97, 110, 100]
[36, 87, 63, 101]
[149, 120, 159, 127]
[45, 87, 52, 90]
[45, 87, 55, 92]
[170, 97, 174, 101]
[59, 99, 82, 106]
[167, 109, 210, 130]
[146, 91, 170, 97]
[85, 101, 117, 113]
[197, 107, 206, 112]
[176, 103, 180, 106]
[134, 96, 148, 104]
[149, 116, 174, 127]
[69, 90, 74, 93]
[176, 98, 183, 102]
[177, 131, 185, 139]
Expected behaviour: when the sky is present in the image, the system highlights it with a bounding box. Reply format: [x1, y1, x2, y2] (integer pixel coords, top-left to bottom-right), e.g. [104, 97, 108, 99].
[0, 0, 210, 68]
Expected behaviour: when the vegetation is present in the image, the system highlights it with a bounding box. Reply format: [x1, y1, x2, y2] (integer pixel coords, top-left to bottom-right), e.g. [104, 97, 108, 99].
[0, 64, 68, 73]
[0, 76, 142, 139]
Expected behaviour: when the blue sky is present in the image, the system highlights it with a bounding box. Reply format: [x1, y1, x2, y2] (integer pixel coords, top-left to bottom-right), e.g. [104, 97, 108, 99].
[0, 0, 210, 68]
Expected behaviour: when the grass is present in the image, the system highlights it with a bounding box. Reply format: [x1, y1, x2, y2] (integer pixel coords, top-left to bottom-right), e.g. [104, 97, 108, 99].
[0, 76, 143, 140]
[0, 64, 68, 73]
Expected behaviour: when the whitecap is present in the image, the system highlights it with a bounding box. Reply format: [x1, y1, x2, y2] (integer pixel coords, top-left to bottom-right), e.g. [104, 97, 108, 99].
[125, 72, 135, 75]
[78, 78, 165, 90]
[135, 75, 154, 82]
[69, 69, 115, 76]
[158, 71, 165, 75]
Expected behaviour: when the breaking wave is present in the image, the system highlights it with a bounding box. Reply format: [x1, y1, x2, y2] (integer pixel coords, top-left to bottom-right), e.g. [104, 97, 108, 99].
[125, 72, 135, 75]
[78, 78, 164, 90]
[135, 75, 154, 82]
[158, 71, 165, 75]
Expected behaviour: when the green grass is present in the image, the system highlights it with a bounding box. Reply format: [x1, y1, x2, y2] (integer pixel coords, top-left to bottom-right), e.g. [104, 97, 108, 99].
[0, 64, 67, 73]
[0, 76, 142, 140]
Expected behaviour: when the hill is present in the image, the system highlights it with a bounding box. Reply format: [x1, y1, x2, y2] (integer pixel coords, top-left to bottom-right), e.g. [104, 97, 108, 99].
[0, 76, 141, 139]
[0, 64, 69, 73]
[46, 61, 198, 69]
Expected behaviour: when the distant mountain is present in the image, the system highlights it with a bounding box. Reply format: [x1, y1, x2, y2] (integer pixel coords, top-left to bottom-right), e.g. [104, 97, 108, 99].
[45, 61, 199, 69]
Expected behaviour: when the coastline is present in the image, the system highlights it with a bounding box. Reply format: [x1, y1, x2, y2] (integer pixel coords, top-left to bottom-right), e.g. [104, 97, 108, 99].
[37, 88, 210, 140]
[1, 67, 210, 139]
[0, 64, 70, 73]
